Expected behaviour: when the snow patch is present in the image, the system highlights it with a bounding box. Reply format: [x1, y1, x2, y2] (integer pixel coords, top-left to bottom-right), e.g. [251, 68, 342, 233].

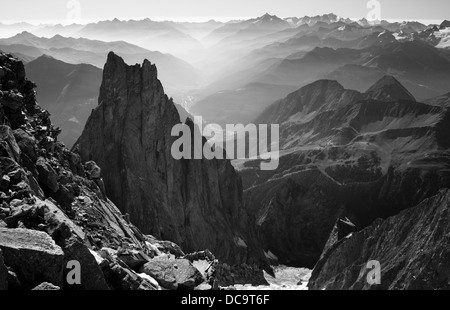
[89, 249, 105, 265]
[139, 273, 160, 288]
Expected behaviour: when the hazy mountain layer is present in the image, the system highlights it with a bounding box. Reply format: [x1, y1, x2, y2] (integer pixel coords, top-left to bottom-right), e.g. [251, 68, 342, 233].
[25, 55, 102, 148]
[0, 32, 201, 90]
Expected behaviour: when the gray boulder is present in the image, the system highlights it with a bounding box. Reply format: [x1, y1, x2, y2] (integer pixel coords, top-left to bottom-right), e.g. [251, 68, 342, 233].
[0, 228, 64, 289]
[139, 257, 204, 290]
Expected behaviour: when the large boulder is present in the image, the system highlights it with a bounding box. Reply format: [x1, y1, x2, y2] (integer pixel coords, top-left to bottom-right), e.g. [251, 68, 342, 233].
[139, 257, 204, 290]
[0, 228, 64, 289]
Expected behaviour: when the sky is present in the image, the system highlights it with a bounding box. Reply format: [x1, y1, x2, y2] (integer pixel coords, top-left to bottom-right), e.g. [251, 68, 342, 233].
[0, 0, 449, 24]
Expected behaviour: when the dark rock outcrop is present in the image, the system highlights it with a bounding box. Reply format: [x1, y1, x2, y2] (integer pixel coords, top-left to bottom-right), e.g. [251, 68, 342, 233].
[75, 52, 264, 267]
[309, 189, 450, 290]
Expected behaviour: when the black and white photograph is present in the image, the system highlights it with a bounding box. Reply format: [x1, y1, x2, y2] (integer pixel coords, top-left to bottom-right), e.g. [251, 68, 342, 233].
[0, 0, 449, 296]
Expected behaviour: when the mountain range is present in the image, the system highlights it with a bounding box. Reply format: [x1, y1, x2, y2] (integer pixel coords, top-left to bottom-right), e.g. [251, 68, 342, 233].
[183, 17, 450, 126]
[0, 32, 201, 91]
[2, 13, 450, 290]
[236, 75, 450, 269]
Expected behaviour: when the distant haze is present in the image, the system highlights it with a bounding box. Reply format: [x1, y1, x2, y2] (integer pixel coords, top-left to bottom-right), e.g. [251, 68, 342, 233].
[1, 0, 449, 24]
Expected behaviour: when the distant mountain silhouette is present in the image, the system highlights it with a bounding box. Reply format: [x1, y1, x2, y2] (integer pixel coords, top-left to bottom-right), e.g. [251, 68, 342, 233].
[25, 55, 102, 148]
[0, 32, 201, 90]
[365, 75, 416, 102]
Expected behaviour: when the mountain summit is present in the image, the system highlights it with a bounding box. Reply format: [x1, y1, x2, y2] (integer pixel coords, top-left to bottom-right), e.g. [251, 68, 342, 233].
[440, 20, 450, 29]
[366, 75, 416, 102]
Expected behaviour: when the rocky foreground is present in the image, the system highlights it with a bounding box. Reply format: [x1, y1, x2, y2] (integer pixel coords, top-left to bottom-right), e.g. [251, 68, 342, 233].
[0, 52, 267, 290]
[309, 189, 450, 290]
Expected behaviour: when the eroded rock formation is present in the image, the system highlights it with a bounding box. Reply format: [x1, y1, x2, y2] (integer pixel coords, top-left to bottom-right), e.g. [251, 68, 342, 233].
[75, 52, 264, 267]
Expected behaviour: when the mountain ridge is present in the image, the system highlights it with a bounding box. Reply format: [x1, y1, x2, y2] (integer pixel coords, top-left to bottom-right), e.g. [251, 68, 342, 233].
[238, 76, 450, 267]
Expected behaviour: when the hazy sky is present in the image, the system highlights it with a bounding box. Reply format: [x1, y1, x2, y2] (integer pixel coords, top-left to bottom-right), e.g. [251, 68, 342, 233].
[0, 0, 448, 24]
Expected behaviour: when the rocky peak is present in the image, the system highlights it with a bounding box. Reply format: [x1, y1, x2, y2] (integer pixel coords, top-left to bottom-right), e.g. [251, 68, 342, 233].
[16, 31, 37, 39]
[365, 75, 416, 102]
[440, 20, 450, 29]
[255, 79, 360, 125]
[75, 52, 266, 268]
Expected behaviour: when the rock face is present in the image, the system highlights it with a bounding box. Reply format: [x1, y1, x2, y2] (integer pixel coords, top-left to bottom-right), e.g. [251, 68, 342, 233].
[240, 76, 450, 267]
[309, 189, 450, 290]
[75, 52, 263, 266]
